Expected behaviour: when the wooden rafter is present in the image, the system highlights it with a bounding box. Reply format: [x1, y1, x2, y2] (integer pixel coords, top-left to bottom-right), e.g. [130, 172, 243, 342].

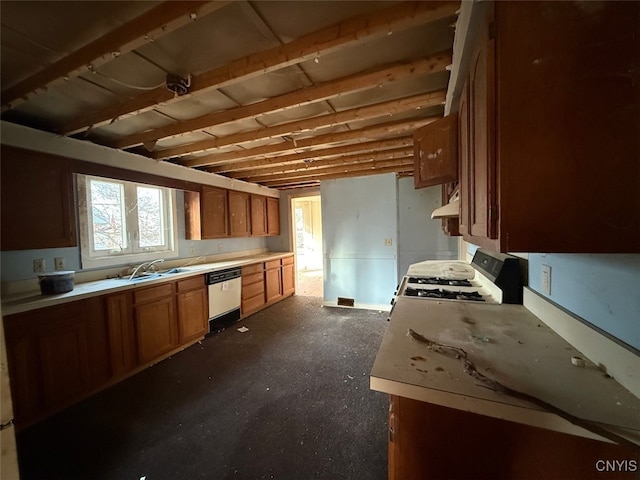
[244, 157, 413, 183]
[110, 52, 450, 149]
[1, 1, 230, 111]
[150, 90, 445, 159]
[57, 1, 458, 135]
[185, 116, 438, 169]
[258, 164, 414, 187]
[208, 137, 414, 173]
[228, 147, 413, 180]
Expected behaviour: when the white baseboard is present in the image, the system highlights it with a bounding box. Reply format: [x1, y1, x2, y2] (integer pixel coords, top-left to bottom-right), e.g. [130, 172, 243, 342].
[523, 287, 640, 399]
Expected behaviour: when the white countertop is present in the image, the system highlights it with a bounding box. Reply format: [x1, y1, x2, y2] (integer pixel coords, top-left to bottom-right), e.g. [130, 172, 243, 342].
[370, 296, 640, 445]
[2, 252, 293, 316]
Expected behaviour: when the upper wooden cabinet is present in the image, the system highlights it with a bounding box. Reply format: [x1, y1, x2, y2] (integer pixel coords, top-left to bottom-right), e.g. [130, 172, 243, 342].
[185, 186, 229, 239]
[457, 2, 640, 253]
[250, 195, 268, 236]
[266, 197, 280, 236]
[413, 114, 458, 189]
[228, 190, 251, 237]
[1, 146, 77, 251]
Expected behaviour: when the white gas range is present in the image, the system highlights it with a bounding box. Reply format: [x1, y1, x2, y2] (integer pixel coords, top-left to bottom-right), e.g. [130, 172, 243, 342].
[391, 250, 523, 316]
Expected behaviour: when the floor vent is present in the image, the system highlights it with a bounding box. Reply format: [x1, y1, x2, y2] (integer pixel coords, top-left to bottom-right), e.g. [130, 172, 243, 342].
[337, 297, 355, 307]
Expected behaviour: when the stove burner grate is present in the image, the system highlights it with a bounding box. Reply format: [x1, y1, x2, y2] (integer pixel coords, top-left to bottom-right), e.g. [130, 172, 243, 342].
[407, 277, 472, 287]
[404, 287, 485, 302]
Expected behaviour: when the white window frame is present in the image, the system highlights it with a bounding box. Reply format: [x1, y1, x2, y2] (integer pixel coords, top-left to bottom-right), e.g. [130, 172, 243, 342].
[77, 174, 179, 269]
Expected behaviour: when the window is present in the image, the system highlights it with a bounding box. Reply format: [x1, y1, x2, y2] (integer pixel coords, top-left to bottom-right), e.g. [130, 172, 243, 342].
[77, 174, 178, 268]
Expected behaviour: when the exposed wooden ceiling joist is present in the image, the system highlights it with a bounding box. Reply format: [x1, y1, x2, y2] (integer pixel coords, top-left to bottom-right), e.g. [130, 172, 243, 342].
[150, 90, 445, 159]
[1, 1, 459, 189]
[228, 147, 414, 180]
[56, 1, 458, 136]
[110, 52, 450, 150]
[186, 116, 437, 169]
[208, 137, 414, 174]
[1, 1, 230, 111]
[259, 163, 413, 188]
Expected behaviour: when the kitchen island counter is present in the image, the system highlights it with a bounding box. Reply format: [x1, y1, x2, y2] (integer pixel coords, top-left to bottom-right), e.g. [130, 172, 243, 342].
[370, 295, 640, 446]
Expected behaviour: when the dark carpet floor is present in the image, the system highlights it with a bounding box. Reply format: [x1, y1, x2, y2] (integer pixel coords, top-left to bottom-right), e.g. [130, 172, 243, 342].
[16, 296, 390, 480]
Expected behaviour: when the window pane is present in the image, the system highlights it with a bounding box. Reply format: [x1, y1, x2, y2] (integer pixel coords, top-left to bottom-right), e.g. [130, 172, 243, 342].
[90, 179, 126, 251]
[137, 186, 165, 247]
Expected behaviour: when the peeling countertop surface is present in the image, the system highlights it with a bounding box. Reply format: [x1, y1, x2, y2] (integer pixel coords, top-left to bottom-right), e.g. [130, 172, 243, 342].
[370, 296, 640, 445]
[2, 252, 293, 316]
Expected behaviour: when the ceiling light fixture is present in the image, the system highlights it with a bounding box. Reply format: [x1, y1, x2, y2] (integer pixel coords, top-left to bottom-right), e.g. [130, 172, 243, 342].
[166, 73, 191, 96]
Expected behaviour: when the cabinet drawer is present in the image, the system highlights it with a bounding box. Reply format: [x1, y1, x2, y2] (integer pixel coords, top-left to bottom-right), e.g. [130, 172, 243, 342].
[134, 283, 173, 304]
[242, 295, 265, 315]
[177, 275, 204, 293]
[265, 259, 280, 270]
[242, 272, 263, 286]
[242, 263, 263, 276]
[282, 255, 294, 266]
[242, 281, 264, 300]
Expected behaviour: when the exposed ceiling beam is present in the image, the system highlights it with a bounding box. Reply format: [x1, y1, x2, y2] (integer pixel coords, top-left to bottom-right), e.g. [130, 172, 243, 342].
[57, 1, 458, 135]
[208, 137, 413, 173]
[109, 52, 450, 149]
[259, 163, 413, 187]
[184, 116, 437, 168]
[150, 89, 445, 159]
[1, 1, 230, 111]
[228, 147, 413, 179]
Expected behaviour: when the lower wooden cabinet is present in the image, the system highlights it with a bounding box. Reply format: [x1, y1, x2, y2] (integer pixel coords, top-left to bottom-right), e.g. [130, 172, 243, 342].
[281, 256, 295, 296]
[3, 297, 110, 427]
[241, 255, 295, 318]
[3, 274, 209, 429]
[176, 276, 208, 342]
[264, 259, 282, 303]
[389, 395, 638, 480]
[241, 263, 266, 316]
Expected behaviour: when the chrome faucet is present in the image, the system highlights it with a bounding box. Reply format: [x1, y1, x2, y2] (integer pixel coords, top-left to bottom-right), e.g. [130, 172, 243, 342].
[128, 259, 165, 281]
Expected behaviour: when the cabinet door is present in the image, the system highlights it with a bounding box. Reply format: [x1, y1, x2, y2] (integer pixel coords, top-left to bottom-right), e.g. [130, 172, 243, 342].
[201, 186, 228, 238]
[250, 195, 268, 236]
[0, 146, 76, 250]
[281, 257, 295, 296]
[468, 20, 497, 240]
[177, 287, 208, 342]
[105, 292, 136, 377]
[264, 261, 282, 303]
[229, 190, 251, 237]
[413, 114, 458, 188]
[134, 287, 177, 364]
[266, 197, 280, 236]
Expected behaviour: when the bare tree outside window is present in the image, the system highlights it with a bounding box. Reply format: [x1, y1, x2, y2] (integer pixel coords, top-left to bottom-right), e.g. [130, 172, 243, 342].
[137, 186, 164, 247]
[90, 179, 126, 251]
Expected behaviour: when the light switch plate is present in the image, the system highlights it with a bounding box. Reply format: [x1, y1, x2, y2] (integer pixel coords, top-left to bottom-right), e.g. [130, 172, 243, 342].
[541, 264, 551, 295]
[33, 259, 45, 273]
[54, 257, 65, 270]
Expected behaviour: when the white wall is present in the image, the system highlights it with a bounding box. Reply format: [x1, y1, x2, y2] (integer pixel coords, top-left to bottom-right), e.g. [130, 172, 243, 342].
[321, 174, 398, 309]
[397, 178, 458, 281]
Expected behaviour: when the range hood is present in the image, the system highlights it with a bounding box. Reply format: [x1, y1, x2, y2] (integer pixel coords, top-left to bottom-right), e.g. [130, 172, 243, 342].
[431, 190, 460, 219]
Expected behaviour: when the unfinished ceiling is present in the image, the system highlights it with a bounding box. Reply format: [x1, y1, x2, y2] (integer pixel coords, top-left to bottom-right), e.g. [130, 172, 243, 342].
[1, 1, 458, 189]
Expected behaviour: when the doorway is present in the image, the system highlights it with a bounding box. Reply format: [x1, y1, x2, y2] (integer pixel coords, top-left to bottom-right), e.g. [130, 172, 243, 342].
[292, 195, 323, 297]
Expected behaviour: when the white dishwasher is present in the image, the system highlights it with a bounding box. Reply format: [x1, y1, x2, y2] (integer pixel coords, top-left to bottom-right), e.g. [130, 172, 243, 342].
[205, 267, 242, 333]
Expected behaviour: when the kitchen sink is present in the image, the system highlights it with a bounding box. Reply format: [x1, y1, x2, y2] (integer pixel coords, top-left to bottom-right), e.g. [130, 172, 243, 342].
[121, 267, 190, 282]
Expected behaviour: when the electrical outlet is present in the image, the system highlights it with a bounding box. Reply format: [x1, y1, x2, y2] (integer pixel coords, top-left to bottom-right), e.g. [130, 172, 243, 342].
[541, 264, 551, 295]
[54, 257, 65, 270]
[384, 238, 393, 246]
[33, 259, 46, 273]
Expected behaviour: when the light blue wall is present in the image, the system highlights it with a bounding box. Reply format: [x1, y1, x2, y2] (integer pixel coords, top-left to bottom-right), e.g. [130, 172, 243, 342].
[321, 174, 398, 308]
[528, 253, 640, 351]
[397, 178, 458, 282]
[1, 190, 268, 282]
